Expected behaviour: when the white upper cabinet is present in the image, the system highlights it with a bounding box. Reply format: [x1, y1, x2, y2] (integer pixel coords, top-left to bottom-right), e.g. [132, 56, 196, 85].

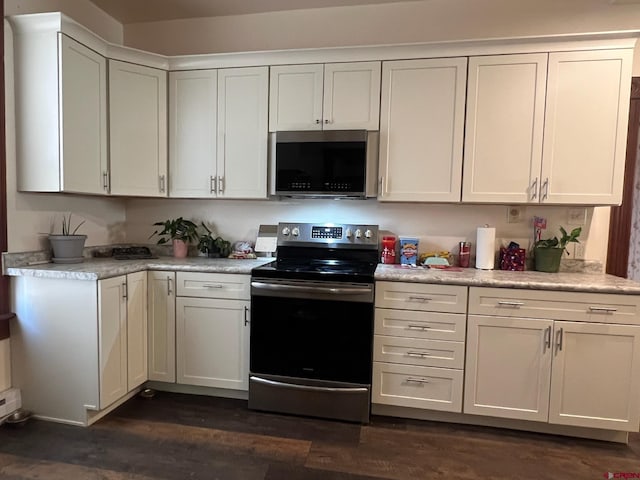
[169, 70, 217, 198]
[463, 49, 632, 205]
[269, 62, 381, 131]
[541, 49, 632, 205]
[13, 32, 108, 194]
[378, 58, 467, 202]
[462, 54, 547, 203]
[169, 67, 268, 199]
[217, 67, 269, 199]
[109, 60, 168, 197]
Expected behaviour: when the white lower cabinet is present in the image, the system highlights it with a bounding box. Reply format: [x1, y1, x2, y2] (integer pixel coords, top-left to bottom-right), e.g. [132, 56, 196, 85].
[175, 272, 250, 390]
[147, 271, 176, 383]
[372, 282, 467, 413]
[465, 287, 640, 432]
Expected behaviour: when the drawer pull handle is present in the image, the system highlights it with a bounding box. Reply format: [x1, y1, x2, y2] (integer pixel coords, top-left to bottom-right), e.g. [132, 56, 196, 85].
[203, 284, 224, 289]
[407, 351, 431, 358]
[588, 306, 617, 313]
[544, 326, 551, 353]
[408, 296, 431, 302]
[407, 324, 430, 330]
[405, 377, 430, 384]
[498, 301, 524, 307]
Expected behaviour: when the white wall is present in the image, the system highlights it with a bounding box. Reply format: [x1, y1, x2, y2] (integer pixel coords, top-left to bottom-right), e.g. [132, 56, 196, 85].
[5, 0, 123, 44]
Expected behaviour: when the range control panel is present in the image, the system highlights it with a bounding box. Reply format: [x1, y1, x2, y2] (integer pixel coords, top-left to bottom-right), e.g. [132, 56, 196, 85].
[277, 223, 378, 248]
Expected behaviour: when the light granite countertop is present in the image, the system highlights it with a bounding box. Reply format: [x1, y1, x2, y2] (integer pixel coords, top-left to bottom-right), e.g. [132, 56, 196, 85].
[5, 256, 275, 281]
[375, 264, 640, 295]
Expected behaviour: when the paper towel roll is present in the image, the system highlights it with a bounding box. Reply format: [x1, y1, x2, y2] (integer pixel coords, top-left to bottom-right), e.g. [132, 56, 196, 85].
[475, 226, 496, 270]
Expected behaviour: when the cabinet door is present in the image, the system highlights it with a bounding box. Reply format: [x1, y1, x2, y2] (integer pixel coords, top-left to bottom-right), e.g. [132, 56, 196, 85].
[176, 297, 249, 390]
[462, 54, 547, 203]
[217, 67, 268, 199]
[169, 70, 217, 198]
[109, 60, 168, 197]
[269, 64, 323, 131]
[549, 321, 640, 431]
[126, 271, 148, 391]
[379, 58, 467, 202]
[148, 272, 176, 383]
[541, 49, 632, 205]
[98, 276, 127, 409]
[59, 35, 108, 195]
[464, 315, 553, 422]
[323, 62, 381, 130]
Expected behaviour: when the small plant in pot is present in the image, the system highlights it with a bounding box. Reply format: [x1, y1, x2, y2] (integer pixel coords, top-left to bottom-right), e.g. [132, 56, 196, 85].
[197, 223, 231, 258]
[149, 217, 199, 258]
[534, 226, 582, 273]
[48, 213, 87, 264]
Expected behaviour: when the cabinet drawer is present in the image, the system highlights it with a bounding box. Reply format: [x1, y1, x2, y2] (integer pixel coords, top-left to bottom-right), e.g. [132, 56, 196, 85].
[375, 281, 468, 314]
[176, 272, 250, 300]
[372, 362, 463, 412]
[375, 308, 466, 341]
[469, 287, 640, 325]
[374, 335, 464, 369]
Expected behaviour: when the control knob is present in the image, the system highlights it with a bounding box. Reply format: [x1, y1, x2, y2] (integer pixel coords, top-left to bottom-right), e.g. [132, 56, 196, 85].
[282, 227, 290, 236]
[291, 227, 300, 237]
[355, 229, 362, 239]
[365, 229, 373, 239]
[345, 228, 353, 238]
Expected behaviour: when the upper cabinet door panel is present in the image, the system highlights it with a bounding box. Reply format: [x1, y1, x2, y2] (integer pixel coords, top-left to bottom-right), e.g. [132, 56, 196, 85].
[269, 64, 323, 131]
[323, 62, 381, 130]
[217, 67, 269, 199]
[59, 35, 108, 195]
[169, 70, 217, 198]
[541, 49, 632, 205]
[379, 58, 467, 202]
[109, 60, 168, 197]
[462, 54, 547, 203]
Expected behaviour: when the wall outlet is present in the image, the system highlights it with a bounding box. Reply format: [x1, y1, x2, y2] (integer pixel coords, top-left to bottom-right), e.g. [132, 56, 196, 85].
[574, 242, 586, 259]
[507, 206, 523, 223]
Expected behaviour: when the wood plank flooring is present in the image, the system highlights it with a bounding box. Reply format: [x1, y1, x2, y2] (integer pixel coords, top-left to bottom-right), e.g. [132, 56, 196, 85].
[0, 391, 639, 479]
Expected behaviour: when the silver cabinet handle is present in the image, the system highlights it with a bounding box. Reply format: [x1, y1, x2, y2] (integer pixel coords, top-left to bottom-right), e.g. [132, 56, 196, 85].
[407, 351, 431, 358]
[203, 284, 224, 289]
[218, 176, 224, 194]
[530, 177, 538, 201]
[102, 171, 109, 190]
[167, 276, 172, 296]
[407, 324, 430, 330]
[589, 306, 617, 313]
[405, 377, 430, 384]
[122, 282, 128, 299]
[498, 301, 524, 307]
[315, 119, 321, 124]
[556, 328, 563, 352]
[544, 326, 551, 353]
[244, 305, 250, 326]
[541, 177, 549, 201]
[210, 175, 217, 194]
[159, 174, 166, 193]
[324, 119, 330, 124]
[408, 296, 431, 302]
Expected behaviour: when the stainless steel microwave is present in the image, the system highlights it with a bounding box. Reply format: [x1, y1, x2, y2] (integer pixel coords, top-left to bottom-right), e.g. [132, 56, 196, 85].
[269, 130, 378, 198]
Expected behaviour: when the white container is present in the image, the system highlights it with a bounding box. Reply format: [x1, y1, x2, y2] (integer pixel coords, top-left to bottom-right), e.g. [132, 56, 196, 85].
[475, 226, 496, 270]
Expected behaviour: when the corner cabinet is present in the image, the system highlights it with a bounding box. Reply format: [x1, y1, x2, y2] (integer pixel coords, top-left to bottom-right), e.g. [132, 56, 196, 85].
[12, 31, 108, 194]
[169, 67, 268, 199]
[465, 287, 640, 432]
[268, 62, 381, 131]
[378, 58, 467, 202]
[463, 49, 632, 205]
[109, 60, 168, 197]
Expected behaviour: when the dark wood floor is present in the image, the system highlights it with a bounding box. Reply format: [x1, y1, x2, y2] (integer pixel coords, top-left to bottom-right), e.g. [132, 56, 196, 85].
[0, 392, 639, 479]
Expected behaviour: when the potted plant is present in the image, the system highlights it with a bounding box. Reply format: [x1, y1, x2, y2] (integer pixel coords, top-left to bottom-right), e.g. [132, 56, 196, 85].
[48, 213, 87, 263]
[197, 223, 231, 258]
[534, 226, 582, 273]
[150, 217, 199, 258]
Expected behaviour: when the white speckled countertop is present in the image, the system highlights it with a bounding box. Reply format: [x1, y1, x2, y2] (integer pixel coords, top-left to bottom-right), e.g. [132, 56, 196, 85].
[375, 264, 640, 295]
[5, 257, 275, 280]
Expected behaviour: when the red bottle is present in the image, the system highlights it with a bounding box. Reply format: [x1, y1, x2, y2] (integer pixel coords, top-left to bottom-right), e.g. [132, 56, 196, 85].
[381, 236, 397, 264]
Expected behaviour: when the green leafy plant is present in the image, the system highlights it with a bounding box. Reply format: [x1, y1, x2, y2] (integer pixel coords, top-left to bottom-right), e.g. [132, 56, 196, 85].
[149, 217, 199, 244]
[197, 222, 231, 258]
[535, 226, 581, 255]
[51, 213, 85, 236]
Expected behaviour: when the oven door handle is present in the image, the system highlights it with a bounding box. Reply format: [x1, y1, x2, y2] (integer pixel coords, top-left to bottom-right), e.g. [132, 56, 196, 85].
[250, 376, 369, 393]
[250, 281, 372, 296]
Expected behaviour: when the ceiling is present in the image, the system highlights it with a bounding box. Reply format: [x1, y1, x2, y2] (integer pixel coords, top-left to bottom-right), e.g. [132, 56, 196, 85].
[88, 0, 424, 24]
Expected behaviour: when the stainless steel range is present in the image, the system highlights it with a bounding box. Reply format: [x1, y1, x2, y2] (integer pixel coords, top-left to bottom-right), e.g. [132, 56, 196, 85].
[249, 222, 379, 423]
